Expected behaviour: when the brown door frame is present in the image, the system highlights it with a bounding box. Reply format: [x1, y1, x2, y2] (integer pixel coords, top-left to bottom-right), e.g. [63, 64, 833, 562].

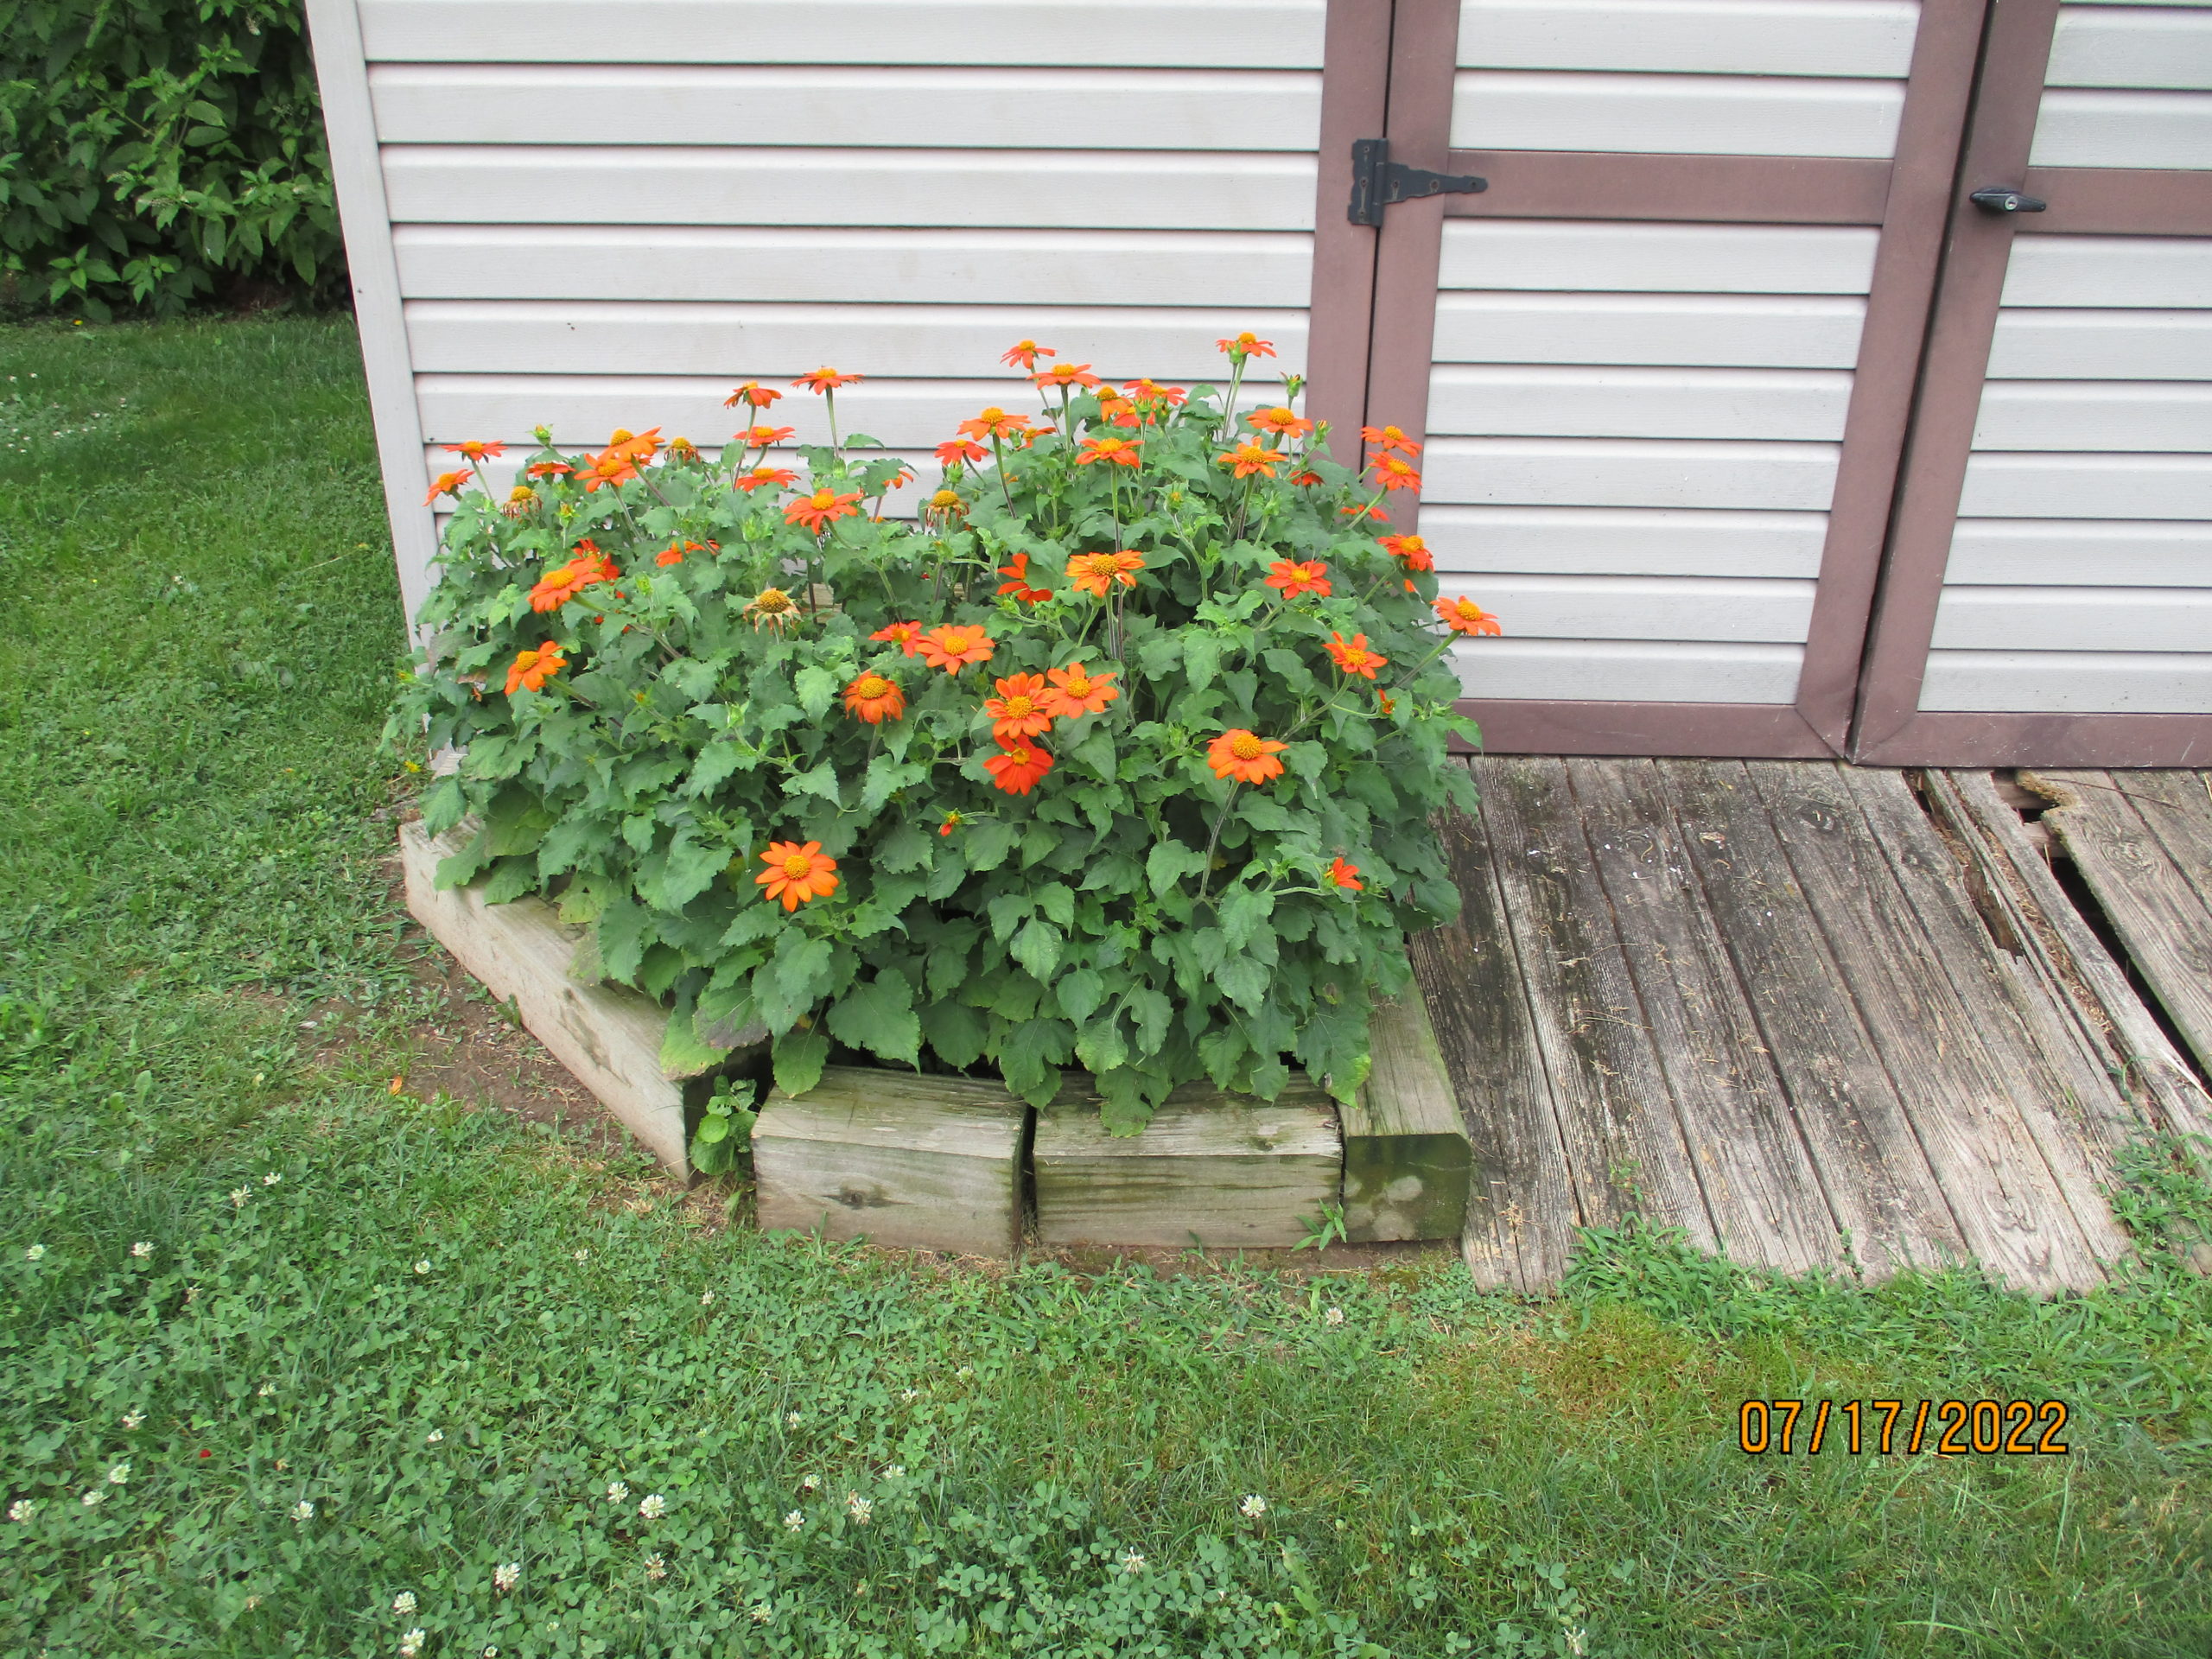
[1357, 0, 1993, 759]
[1306, 0, 1395, 461]
[1852, 0, 2212, 766]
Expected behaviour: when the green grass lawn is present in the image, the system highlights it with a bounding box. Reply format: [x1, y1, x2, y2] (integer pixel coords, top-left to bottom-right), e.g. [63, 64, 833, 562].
[2, 315, 2209, 1659]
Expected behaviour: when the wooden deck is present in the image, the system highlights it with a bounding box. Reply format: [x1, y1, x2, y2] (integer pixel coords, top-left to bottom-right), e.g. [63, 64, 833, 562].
[1412, 759, 2212, 1296]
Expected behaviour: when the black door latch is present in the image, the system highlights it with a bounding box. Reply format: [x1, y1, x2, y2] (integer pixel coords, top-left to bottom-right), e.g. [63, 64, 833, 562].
[1348, 137, 1487, 226]
[1969, 186, 2047, 213]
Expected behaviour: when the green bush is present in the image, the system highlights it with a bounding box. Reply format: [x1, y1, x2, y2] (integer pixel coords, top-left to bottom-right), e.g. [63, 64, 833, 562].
[0, 1, 340, 317]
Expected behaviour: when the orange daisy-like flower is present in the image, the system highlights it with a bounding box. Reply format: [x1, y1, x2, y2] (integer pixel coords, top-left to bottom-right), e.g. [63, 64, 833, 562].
[573, 450, 639, 493]
[1325, 631, 1389, 679]
[1030, 362, 1103, 391]
[1067, 549, 1145, 598]
[669, 436, 701, 462]
[1369, 453, 1423, 493]
[1378, 533, 1433, 572]
[1435, 596, 1503, 637]
[755, 841, 839, 910]
[1076, 435, 1142, 469]
[725, 381, 783, 410]
[528, 552, 615, 613]
[792, 368, 862, 393]
[1379, 691, 1398, 716]
[982, 672, 1056, 744]
[655, 540, 704, 568]
[1217, 332, 1276, 361]
[1361, 424, 1423, 456]
[1001, 340, 1056, 370]
[928, 486, 969, 520]
[1121, 378, 1187, 409]
[995, 551, 1052, 604]
[1325, 856, 1363, 892]
[938, 810, 963, 838]
[744, 587, 799, 630]
[843, 671, 906, 724]
[871, 620, 925, 655]
[1207, 728, 1289, 786]
[785, 488, 864, 532]
[442, 440, 506, 461]
[936, 437, 989, 467]
[918, 625, 996, 673]
[505, 641, 568, 696]
[524, 460, 573, 480]
[1247, 407, 1313, 438]
[1292, 468, 1323, 487]
[734, 465, 800, 493]
[1341, 501, 1389, 522]
[423, 468, 473, 505]
[1042, 662, 1119, 718]
[607, 427, 662, 462]
[1264, 559, 1331, 600]
[502, 486, 539, 518]
[734, 424, 796, 448]
[984, 742, 1054, 797]
[1217, 442, 1281, 480]
[957, 406, 1033, 442]
[880, 463, 916, 493]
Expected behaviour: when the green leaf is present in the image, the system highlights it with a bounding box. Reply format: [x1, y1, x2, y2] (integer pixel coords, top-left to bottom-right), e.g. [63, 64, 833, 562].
[995, 1018, 1071, 1107]
[419, 773, 467, 835]
[826, 973, 920, 1066]
[1096, 1068, 1156, 1136]
[772, 1029, 830, 1097]
[684, 741, 755, 797]
[1035, 882, 1076, 928]
[1183, 630, 1224, 693]
[659, 1016, 730, 1080]
[794, 664, 840, 719]
[433, 831, 493, 892]
[480, 855, 536, 906]
[1218, 885, 1276, 951]
[755, 931, 835, 1033]
[1074, 1016, 1128, 1076]
[1011, 918, 1065, 981]
[963, 819, 1020, 873]
[1216, 955, 1269, 1014]
[784, 760, 843, 807]
[877, 820, 935, 874]
[595, 897, 656, 984]
[861, 756, 929, 813]
[920, 1000, 987, 1069]
[556, 872, 614, 925]
[1146, 841, 1209, 899]
[1249, 1058, 1291, 1100]
[1125, 987, 1173, 1057]
[1136, 632, 1184, 678]
[1055, 967, 1105, 1026]
[638, 828, 726, 911]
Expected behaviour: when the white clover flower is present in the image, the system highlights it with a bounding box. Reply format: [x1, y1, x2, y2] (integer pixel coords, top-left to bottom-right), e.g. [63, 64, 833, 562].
[8, 1499, 32, 1522]
[106, 1463, 130, 1485]
[399, 1628, 425, 1657]
[392, 1592, 418, 1616]
[81, 1490, 105, 1508]
[23, 1244, 44, 1262]
[699, 1290, 714, 1306]
[1324, 1306, 1345, 1326]
[425, 1429, 443, 1445]
[1239, 1494, 1268, 1520]
[750, 1602, 773, 1624]
[263, 1173, 282, 1186]
[572, 1249, 588, 1263]
[130, 1243, 153, 1258]
[782, 1510, 804, 1531]
[257, 1382, 276, 1398]
[956, 1366, 974, 1379]
[883, 1465, 905, 1480]
[291, 1500, 314, 1523]
[493, 1561, 520, 1592]
[898, 1389, 918, 1402]
[606, 1481, 629, 1504]
[482, 1649, 499, 1658]
[413, 1260, 431, 1275]
[122, 1411, 144, 1430]
[1567, 1630, 1586, 1657]
[845, 1494, 873, 1525]
[637, 1493, 667, 1520]
[229, 1187, 251, 1208]
[1119, 1549, 1146, 1574]
[645, 1553, 667, 1581]
[245, 1594, 263, 1610]
[800, 1474, 819, 1491]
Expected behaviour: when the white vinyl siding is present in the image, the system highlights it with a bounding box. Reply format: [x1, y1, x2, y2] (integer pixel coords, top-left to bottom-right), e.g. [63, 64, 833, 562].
[2031, 3, 2212, 168]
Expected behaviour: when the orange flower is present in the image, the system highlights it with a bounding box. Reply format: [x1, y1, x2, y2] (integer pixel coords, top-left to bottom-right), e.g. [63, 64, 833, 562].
[1292, 468, 1323, 486]
[785, 488, 864, 532]
[1030, 362, 1102, 391]
[725, 381, 784, 410]
[936, 437, 989, 467]
[1379, 691, 1397, 716]
[502, 486, 539, 518]
[744, 587, 799, 630]
[755, 840, 838, 910]
[1001, 340, 1056, 370]
[442, 440, 506, 461]
[734, 465, 799, 493]
[958, 407, 1033, 442]
[1207, 728, 1288, 785]
[1247, 407, 1313, 438]
[983, 672, 1055, 743]
[1361, 424, 1422, 456]
[1217, 442, 1281, 480]
[843, 671, 906, 724]
[423, 469, 472, 505]
[918, 625, 996, 673]
[1325, 631, 1388, 679]
[573, 450, 639, 493]
[734, 424, 796, 448]
[669, 436, 701, 461]
[1369, 453, 1423, 493]
[927, 487, 969, 519]
[1041, 662, 1119, 718]
[505, 641, 567, 696]
[528, 552, 615, 613]
[1435, 596, 1503, 637]
[1325, 856, 1363, 892]
[1121, 378, 1187, 409]
[1264, 559, 1331, 599]
[607, 427, 662, 462]
[984, 742, 1054, 796]
[792, 368, 862, 393]
[1076, 435, 1141, 468]
[1340, 501, 1388, 522]
[879, 463, 916, 493]
[1378, 533, 1433, 571]
[938, 810, 963, 837]
[871, 620, 925, 655]
[655, 540, 703, 568]
[1066, 549, 1144, 597]
[995, 551, 1051, 604]
[1216, 332, 1276, 360]
[524, 459, 572, 480]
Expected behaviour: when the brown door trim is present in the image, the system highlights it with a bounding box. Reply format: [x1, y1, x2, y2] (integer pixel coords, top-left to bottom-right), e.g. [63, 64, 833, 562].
[1859, 712, 2212, 769]
[1306, 0, 1396, 463]
[1452, 699, 1840, 759]
[2019, 167, 2212, 237]
[1439, 151, 1892, 226]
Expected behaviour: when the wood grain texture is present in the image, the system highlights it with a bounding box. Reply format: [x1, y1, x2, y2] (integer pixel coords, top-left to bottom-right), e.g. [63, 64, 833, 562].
[753, 1069, 1028, 1255]
[1455, 0, 1922, 79]
[1032, 1079, 1341, 1248]
[1409, 790, 1581, 1291]
[1433, 292, 1867, 369]
[2110, 770, 2212, 912]
[1341, 989, 1474, 1243]
[1426, 365, 1853, 442]
[1450, 70, 1907, 159]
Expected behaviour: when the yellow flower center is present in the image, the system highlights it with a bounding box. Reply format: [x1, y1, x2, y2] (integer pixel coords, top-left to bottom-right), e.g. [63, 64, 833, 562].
[1063, 675, 1090, 696]
[782, 855, 814, 880]
[1231, 734, 1262, 760]
[1004, 696, 1035, 718]
[1265, 408, 1293, 423]
[857, 677, 889, 699]
[931, 490, 962, 509]
[1085, 556, 1119, 576]
[810, 490, 835, 507]
[754, 588, 792, 613]
[978, 407, 1007, 423]
[611, 429, 633, 443]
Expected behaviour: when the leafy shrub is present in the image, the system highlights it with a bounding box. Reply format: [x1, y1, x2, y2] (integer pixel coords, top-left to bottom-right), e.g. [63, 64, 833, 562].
[0, 1, 339, 316]
[391, 338, 1495, 1131]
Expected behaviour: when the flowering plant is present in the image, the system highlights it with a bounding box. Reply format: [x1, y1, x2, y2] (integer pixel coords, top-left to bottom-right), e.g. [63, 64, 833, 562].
[390, 336, 1495, 1132]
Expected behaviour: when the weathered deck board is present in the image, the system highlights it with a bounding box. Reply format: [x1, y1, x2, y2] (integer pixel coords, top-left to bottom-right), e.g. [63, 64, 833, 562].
[1341, 991, 1474, 1243]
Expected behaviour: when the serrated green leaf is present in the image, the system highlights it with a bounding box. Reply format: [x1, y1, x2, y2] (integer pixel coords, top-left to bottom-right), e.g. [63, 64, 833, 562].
[1011, 917, 1064, 982]
[963, 819, 1020, 873]
[659, 1015, 730, 1080]
[755, 931, 834, 1033]
[1218, 885, 1276, 951]
[480, 855, 536, 906]
[826, 973, 919, 1066]
[1249, 1058, 1291, 1100]
[1055, 967, 1105, 1025]
[784, 759, 842, 807]
[1035, 881, 1076, 928]
[772, 1029, 830, 1097]
[921, 1000, 988, 1069]
[1074, 1016, 1128, 1076]
[1125, 987, 1173, 1056]
[1145, 841, 1208, 898]
[1183, 631, 1224, 692]
[877, 820, 935, 874]
[794, 664, 840, 719]
[987, 892, 1034, 943]
[1216, 955, 1268, 1014]
[419, 773, 467, 835]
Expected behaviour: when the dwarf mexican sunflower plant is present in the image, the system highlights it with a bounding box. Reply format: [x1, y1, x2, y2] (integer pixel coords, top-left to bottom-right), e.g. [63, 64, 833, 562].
[388, 340, 1495, 1134]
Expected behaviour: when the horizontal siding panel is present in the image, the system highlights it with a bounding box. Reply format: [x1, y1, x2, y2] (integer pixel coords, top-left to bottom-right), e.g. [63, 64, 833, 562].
[367, 66, 1323, 151]
[1973, 379, 2212, 451]
[357, 0, 1327, 67]
[2003, 235, 2212, 308]
[2045, 5, 2212, 89]
[1420, 504, 1829, 577]
[1918, 648, 2212, 712]
[380, 147, 1318, 232]
[389, 226, 1317, 307]
[1452, 637, 1804, 702]
[1440, 220, 1879, 294]
[1433, 291, 1866, 368]
[1942, 518, 2212, 586]
[1423, 435, 1840, 510]
[1958, 451, 2212, 518]
[1930, 584, 2212, 651]
[1440, 573, 1816, 640]
[1455, 0, 1920, 79]
[404, 300, 1306, 379]
[2030, 89, 2212, 168]
[1449, 70, 1904, 158]
[1987, 307, 2212, 378]
[1428, 364, 1852, 441]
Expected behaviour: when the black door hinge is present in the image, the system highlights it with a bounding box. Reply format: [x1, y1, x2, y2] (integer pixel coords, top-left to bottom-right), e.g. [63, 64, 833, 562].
[1347, 137, 1487, 226]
